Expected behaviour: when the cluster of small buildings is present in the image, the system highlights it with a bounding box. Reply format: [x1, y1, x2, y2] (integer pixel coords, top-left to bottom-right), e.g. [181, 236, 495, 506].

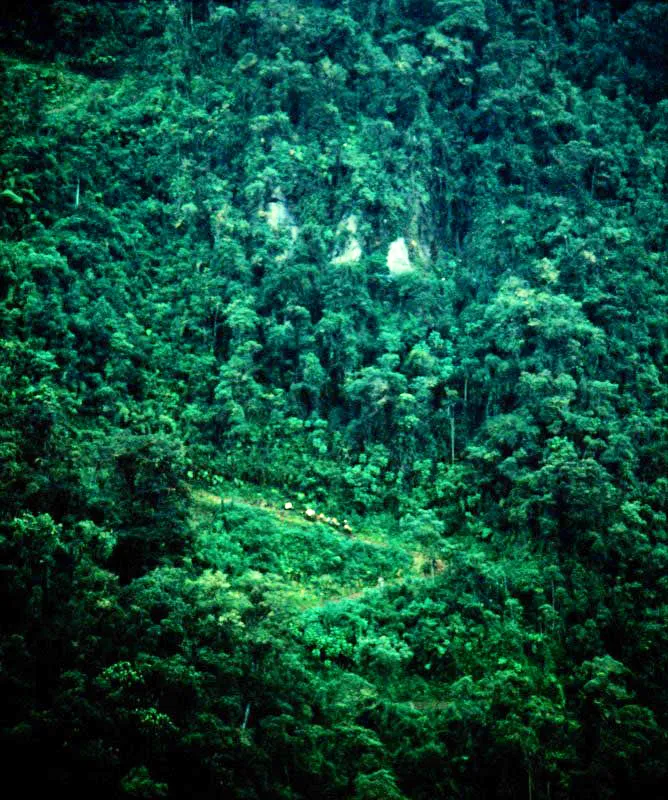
[284, 502, 353, 535]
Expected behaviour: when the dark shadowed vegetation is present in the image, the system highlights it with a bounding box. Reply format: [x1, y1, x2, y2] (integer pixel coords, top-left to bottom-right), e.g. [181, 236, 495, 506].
[1, 1, 666, 797]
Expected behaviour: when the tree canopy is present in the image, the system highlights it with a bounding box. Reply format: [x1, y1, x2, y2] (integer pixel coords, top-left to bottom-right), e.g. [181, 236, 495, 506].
[1, 1, 666, 797]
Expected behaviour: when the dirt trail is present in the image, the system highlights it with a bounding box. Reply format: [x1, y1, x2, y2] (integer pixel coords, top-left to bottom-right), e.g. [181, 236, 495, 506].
[192, 488, 394, 548]
[190, 486, 439, 608]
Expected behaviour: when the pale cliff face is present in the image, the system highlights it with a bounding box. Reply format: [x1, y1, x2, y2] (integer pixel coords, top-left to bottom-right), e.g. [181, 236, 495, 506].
[331, 215, 362, 265]
[387, 237, 413, 275]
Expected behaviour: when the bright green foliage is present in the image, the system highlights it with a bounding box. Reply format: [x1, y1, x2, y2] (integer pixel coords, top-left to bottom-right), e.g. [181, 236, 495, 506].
[1, 0, 666, 797]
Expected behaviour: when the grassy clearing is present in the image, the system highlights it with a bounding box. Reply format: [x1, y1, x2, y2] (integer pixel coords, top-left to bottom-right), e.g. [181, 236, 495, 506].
[190, 483, 430, 610]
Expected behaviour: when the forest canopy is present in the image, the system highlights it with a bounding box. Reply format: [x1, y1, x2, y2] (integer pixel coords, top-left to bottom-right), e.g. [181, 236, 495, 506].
[1, 1, 666, 798]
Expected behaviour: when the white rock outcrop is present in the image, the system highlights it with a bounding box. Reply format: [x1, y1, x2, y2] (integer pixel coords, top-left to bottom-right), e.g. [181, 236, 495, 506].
[266, 190, 299, 241]
[331, 214, 362, 265]
[387, 237, 413, 275]
[331, 238, 362, 265]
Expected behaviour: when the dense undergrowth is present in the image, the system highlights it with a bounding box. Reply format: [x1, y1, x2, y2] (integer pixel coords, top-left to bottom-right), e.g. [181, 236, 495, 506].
[1, 1, 667, 797]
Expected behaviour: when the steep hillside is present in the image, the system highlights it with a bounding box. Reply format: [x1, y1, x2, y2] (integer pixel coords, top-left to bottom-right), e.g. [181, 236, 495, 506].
[1, 1, 666, 797]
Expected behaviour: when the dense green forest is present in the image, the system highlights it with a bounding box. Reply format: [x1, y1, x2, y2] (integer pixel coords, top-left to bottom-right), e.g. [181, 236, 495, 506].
[1, 1, 666, 797]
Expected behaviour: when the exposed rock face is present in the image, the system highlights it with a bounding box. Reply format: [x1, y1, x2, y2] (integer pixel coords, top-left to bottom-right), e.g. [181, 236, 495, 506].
[331, 214, 362, 265]
[332, 238, 362, 265]
[266, 189, 299, 241]
[387, 237, 413, 275]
